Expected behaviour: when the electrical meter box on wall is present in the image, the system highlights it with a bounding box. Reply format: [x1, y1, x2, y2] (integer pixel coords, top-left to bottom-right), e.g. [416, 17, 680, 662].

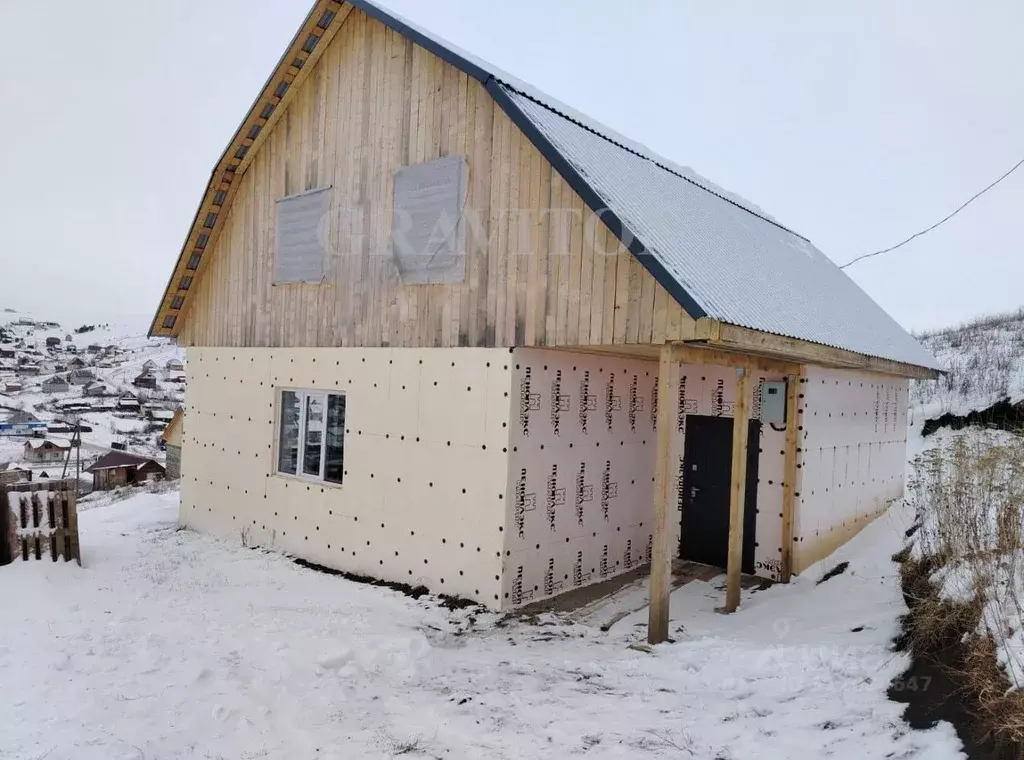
[760, 380, 787, 424]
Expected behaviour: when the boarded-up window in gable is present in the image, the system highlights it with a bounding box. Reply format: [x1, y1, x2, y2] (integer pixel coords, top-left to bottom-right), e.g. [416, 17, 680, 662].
[274, 187, 330, 284]
[391, 155, 467, 284]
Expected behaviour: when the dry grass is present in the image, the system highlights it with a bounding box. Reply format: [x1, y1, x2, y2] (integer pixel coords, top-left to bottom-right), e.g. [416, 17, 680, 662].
[963, 634, 1024, 745]
[905, 431, 1024, 748]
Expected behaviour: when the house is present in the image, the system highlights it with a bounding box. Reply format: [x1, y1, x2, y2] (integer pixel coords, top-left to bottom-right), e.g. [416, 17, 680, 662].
[49, 406, 91, 419]
[165, 358, 184, 372]
[23, 439, 70, 464]
[45, 337, 61, 348]
[162, 407, 184, 480]
[17, 364, 40, 377]
[146, 408, 176, 424]
[116, 392, 140, 409]
[0, 462, 31, 488]
[69, 368, 96, 385]
[82, 380, 110, 397]
[53, 363, 67, 373]
[0, 348, 14, 359]
[85, 451, 165, 491]
[41, 375, 70, 393]
[86, 344, 101, 354]
[3, 381, 23, 393]
[67, 356, 86, 369]
[146, 1, 939, 634]
[133, 371, 157, 389]
[5, 410, 38, 425]
[142, 359, 158, 371]
[64, 334, 73, 343]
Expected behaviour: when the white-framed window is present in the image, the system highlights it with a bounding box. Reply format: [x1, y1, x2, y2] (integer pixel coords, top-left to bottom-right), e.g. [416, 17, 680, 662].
[277, 389, 345, 484]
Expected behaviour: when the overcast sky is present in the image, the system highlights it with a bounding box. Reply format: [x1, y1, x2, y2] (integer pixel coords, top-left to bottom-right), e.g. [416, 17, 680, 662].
[1, 1, 1020, 332]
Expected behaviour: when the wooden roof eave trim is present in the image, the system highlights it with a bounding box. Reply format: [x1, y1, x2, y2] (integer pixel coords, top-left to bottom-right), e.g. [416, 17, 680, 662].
[693, 318, 939, 380]
[148, 0, 352, 339]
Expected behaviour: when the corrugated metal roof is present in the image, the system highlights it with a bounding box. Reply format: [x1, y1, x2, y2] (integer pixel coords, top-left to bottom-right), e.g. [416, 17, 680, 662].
[498, 86, 939, 369]
[349, 0, 937, 369]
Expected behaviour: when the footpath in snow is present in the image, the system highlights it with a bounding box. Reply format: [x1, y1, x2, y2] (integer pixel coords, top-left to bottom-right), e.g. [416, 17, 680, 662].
[0, 490, 961, 760]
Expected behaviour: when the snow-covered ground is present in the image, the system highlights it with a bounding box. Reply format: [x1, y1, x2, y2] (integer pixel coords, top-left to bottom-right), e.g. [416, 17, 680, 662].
[0, 486, 961, 760]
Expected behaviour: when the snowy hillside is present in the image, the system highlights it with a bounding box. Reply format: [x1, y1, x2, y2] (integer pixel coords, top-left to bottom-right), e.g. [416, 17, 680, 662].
[0, 307, 183, 490]
[911, 308, 1024, 417]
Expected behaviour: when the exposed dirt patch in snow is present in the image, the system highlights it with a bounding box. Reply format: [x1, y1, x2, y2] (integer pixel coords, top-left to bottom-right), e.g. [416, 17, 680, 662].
[816, 561, 850, 585]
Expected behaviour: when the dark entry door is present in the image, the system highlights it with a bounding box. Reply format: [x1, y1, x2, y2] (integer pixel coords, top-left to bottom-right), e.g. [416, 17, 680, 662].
[679, 415, 760, 574]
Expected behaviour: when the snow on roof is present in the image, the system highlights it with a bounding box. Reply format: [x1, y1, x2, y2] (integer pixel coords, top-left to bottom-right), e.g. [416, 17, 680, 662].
[85, 451, 160, 472]
[25, 439, 70, 450]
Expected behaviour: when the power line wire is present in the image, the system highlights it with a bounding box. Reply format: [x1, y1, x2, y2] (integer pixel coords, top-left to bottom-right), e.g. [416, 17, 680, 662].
[839, 155, 1024, 269]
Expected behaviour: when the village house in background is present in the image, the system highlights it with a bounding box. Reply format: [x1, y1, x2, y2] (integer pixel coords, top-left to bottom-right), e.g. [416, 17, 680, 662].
[83, 381, 109, 397]
[23, 439, 70, 464]
[41, 375, 70, 393]
[146, 408, 176, 428]
[147, 0, 938, 640]
[116, 393, 140, 412]
[132, 371, 157, 389]
[0, 462, 30, 487]
[85, 451, 165, 491]
[162, 408, 183, 480]
[69, 368, 95, 385]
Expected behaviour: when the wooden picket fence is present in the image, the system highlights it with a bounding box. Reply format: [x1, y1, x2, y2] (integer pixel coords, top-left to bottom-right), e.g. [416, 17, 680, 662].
[0, 480, 81, 566]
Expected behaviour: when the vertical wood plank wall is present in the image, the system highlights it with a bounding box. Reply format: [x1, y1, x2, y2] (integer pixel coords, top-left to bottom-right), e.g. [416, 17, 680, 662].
[177, 9, 693, 349]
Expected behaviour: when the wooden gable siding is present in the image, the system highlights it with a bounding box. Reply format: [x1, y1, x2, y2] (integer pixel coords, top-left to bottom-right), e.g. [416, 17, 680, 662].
[177, 9, 693, 349]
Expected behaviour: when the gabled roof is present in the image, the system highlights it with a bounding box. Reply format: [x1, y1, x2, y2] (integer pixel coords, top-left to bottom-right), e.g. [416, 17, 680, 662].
[150, 0, 938, 371]
[26, 439, 69, 451]
[85, 451, 160, 473]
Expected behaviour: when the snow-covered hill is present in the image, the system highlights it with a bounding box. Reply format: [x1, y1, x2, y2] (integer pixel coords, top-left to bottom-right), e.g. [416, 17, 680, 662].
[911, 308, 1024, 418]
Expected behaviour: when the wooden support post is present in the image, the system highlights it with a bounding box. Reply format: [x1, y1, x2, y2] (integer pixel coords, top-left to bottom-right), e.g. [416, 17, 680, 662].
[648, 342, 679, 644]
[780, 369, 802, 582]
[724, 367, 752, 613]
